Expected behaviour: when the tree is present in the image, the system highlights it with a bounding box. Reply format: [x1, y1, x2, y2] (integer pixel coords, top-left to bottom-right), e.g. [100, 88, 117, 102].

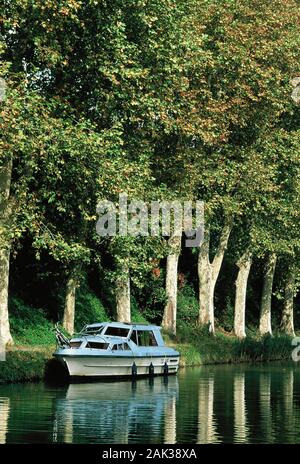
[234, 250, 252, 339]
[259, 254, 277, 336]
[280, 262, 296, 337]
[0, 84, 73, 344]
[153, 0, 300, 334]
[162, 234, 181, 334]
[198, 215, 232, 333]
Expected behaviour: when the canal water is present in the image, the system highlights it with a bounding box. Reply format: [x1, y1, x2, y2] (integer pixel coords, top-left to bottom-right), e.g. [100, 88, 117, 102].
[0, 362, 299, 444]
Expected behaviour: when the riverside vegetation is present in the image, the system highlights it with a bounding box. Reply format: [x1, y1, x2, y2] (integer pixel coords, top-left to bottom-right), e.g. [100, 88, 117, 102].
[1, 1, 300, 384]
[0, 289, 294, 384]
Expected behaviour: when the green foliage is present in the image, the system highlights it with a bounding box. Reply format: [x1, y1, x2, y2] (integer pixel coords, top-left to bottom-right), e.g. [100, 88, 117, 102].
[74, 286, 109, 332]
[9, 297, 55, 346]
[176, 326, 292, 366]
[132, 271, 167, 323]
[1, 0, 300, 349]
[217, 297, 234, 332]
[234, 334, 292, 362]
[0, 350, 51, 384]
[130, 295, 149, 324]
[177, 285, 199, 326]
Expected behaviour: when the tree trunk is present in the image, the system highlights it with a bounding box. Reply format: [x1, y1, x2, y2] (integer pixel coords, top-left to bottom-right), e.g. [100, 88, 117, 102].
[0, 245, 13, 346]
[116, 267, 131, 323]
[198, 218, 232, 333]
[0, 158, 13, 346]
[62, 272, 78, 335]
[259, 253, 276, 336]
[198, 228, 211, 326]
[162, 235, 181, 335]
[280, 264, 295, 336]
[234, 251, 252, 339]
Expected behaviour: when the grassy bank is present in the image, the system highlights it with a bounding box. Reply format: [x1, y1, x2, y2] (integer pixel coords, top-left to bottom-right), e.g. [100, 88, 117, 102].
[173, 331, 293, 366]
[0, 294, 293, 384]
[0, 348, 53, 384]
[0, 331, 293, 385]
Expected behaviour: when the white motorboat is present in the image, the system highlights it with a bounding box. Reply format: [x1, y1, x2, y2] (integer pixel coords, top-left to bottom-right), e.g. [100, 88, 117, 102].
[53, 322, 180, 379]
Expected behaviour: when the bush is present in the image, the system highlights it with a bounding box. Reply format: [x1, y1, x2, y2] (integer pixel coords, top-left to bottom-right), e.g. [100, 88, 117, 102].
[132, 273, 166, 323]
[217, 297, 234, 332]
[130, 295, 148, 323]
[74, 285, 109, 331]
[177, 285, 198, 326]
[0, 350, 51, 384]
[9, 297, 55, 345]
[234, 333, 292, 361]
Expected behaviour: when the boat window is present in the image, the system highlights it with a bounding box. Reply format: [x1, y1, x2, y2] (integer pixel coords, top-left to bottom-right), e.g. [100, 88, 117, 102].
[86, 342, 109, 350]
[112, 343, 124, 350]
[137, 330, 158, 347]
[70, 341, 81, 349]
[81, 325, 103, 335]
[104, 327, 129, 337]
[129, 330, 138, 345]
[123, 343, 130, 351]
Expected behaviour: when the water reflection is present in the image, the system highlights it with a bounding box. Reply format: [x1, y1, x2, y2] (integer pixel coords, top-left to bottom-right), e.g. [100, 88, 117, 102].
[197, 373, 218, 444]
[0, 397, 10, 444]
[54, 377, 179, 444]
[1, 363, 300, 444]
[63, 405, 73, 444]
[282, 369, 295, 441]
[164, 396, 176, 444]
[233, 372, 249, 443]
[259, 372, 273, 443]
[283, 369, 294, 417]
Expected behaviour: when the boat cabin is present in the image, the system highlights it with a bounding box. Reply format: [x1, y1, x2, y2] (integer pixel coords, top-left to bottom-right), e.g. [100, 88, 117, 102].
[71, 322, 166, 351]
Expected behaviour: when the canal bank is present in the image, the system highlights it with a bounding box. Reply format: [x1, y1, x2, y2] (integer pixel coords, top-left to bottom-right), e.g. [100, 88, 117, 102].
[0, 332, 293, 385]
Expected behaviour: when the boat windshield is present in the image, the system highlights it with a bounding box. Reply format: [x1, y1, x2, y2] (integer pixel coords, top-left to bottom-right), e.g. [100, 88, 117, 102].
[80, 325, 104, 335]
[104, 326, 130, 337]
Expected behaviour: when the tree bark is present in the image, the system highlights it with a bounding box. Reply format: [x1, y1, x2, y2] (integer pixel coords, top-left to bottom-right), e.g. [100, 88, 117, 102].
[62, 272, 78, 335]
[198, 218, 232, 333]
[0, 245, 13, 346]
[116, 267, 131, 323]
[162, 235, 181, 335]
[259, 253, 276, 336]
[0, 158, 13, 346]
[280, 264, 295, 336]
[234, 251, 252, 339]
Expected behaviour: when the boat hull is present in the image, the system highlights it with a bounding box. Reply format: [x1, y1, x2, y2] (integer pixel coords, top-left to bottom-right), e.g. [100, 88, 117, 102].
[54, 353, 180, 378]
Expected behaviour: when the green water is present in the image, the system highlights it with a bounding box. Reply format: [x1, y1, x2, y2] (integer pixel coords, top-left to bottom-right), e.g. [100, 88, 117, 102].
[0, 362, 299, 444]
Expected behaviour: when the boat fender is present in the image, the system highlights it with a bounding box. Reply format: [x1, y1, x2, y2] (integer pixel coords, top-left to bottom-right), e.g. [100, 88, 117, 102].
[149, 362, 154, 377]
[163, 361, 168, 375]
[132, 362, 137, 377]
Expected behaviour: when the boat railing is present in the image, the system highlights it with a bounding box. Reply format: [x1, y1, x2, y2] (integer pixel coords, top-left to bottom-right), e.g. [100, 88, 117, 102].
[53, 324, 71, 348]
